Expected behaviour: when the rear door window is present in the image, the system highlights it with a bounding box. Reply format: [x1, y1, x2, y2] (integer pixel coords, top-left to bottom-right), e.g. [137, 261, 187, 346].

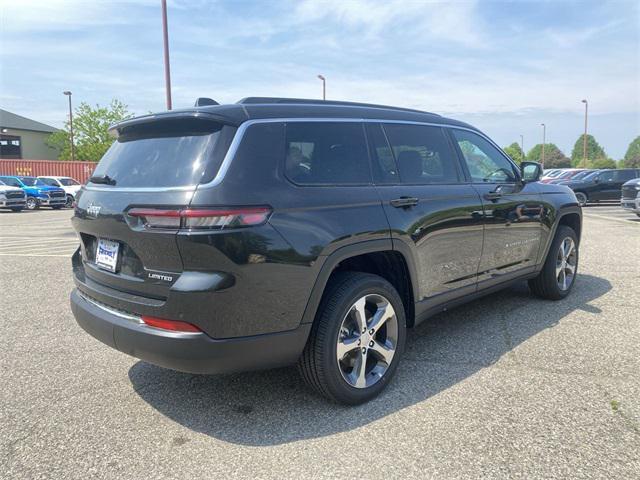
[382, 124, 460, 184]
[285, 122, 371, 185]
[613, 170, 637, 182]
[90, 119, 226, 188]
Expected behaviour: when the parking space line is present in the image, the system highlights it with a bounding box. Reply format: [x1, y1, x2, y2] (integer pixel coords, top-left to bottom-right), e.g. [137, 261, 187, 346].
[0, 253, 73, 257]
[583, 213, 639, 225]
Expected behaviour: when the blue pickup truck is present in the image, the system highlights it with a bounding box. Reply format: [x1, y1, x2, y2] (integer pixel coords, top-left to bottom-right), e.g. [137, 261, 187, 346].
[0, 176, 67, 210]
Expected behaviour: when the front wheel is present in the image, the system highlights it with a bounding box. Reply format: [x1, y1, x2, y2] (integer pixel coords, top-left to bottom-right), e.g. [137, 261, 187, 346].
[529, 225, 578, 300]
[25, 197, 38, 210]
[298, 272, 406, 405]
[65, 195, 74, 208]
[575, 191, 588, 207]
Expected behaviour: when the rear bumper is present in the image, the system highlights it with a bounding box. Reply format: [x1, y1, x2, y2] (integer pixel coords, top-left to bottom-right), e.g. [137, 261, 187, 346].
[70, 289, 311, 374]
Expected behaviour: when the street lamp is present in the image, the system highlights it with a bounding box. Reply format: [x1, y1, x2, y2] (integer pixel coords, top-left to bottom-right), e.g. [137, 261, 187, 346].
[520, 134, 524, 162]
[581, 99, 588, 168]
[540, 123, 546, 167]
[317, 74, 326, 100]
[63, 91, 75, 162]
[161, 0, 172, 110]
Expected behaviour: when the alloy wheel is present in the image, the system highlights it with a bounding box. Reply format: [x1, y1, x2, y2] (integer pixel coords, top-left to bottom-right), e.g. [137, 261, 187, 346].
[26, 197, 37, 210]
[336, 294, 398, 389]
[556, 237, 577, 291]
[575, 192, 587, 207]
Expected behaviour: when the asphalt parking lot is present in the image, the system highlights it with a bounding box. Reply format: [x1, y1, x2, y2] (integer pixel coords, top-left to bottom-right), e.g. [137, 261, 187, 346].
[1, 206, 639, 479]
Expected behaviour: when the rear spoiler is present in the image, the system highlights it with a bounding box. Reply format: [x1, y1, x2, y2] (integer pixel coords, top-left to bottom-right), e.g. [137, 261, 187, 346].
[108, 110, 243, 138]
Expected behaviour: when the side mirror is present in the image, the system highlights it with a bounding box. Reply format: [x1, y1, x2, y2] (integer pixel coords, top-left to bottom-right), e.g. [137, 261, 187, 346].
[594, 177, 600, 184]
[520, 161, 542, 183]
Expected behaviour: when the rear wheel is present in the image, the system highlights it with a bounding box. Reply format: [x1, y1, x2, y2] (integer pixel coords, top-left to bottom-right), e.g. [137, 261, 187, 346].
[298, 272, 406, 405]
[529, 225, 578, 300]
[25, 197, 38, 210]
[575, 191, 588, 207]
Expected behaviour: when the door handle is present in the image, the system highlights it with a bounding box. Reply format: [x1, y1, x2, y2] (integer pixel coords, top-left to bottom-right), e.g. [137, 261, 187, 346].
[390, 196, 419, 208]
[484, 191, 502, 201]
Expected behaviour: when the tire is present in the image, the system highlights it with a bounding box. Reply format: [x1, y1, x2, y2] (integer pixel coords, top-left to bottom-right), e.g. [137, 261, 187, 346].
[10, 207, 24, 212]
[25, 197, 38, 210]
[574, 191, 588, 207]
[65, 195, 74, 208]
[298, 272, 406, 405]
[636, 213, 640, 218]
[529, 225, 579, 300]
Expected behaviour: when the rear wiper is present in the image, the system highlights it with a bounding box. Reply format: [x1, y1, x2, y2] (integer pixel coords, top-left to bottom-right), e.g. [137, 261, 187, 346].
[89, 174, 116, 186]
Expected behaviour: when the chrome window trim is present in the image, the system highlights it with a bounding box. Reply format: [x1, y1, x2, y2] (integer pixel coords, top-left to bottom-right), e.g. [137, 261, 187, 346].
[84, 117, 515, 192]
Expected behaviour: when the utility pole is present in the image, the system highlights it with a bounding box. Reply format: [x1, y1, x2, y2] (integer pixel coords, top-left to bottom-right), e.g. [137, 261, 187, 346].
[581, 99, 588, 168]
[161, 0, 172, 110]
[540, 123, 546, 167]
[317, 74, 326, 100]
[63, 91, 75, 161]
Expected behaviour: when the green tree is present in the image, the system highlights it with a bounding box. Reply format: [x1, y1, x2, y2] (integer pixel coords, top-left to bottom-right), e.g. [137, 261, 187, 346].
[570, 134, 607, 167]
[589, 157, 617, 169]
[503, 142, 524, 164]
[526, 143, 570, 168]
[622, 136, 640, 168]
[47, 99, 132, 161]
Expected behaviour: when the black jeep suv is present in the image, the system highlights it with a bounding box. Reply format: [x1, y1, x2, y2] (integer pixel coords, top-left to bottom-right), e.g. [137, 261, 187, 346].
[70, 98, 582, 404]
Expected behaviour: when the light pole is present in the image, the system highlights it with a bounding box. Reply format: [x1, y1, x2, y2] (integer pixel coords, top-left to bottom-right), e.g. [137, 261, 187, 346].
[540, 123, 546, 167]
[581, 99, 588, 168]
[161, 0, 172, 110]
[63, 91, 75, 161]
[317, 74, 326, 100]
[520, 134, 524, 162]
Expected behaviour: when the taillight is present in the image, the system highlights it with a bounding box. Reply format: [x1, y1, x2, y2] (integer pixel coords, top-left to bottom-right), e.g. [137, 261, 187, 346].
[127, 207, 271, 230]
[141, 315, 202, 333]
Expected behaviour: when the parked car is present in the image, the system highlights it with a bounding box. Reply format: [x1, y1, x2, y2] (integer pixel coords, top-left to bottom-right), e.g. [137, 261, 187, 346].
[37, 176, 82, 208]
[546, 169, 589, 184]
[564, 169, 640, 206]
[70, 97, 582, 405]
[541, 168, 566, 181]
[621, 178, 640, 217]
[540, 168, 582, 183]
[0, 175, 67, 210]
[0, 179, 26, 212]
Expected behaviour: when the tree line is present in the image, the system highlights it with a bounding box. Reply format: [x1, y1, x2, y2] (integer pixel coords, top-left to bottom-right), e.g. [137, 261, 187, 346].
[47, 99, 640, 169]
[503, 135, 640, 169]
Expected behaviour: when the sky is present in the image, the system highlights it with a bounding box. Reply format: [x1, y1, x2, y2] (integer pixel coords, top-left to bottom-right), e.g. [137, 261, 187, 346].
[1, 0, 638, 159]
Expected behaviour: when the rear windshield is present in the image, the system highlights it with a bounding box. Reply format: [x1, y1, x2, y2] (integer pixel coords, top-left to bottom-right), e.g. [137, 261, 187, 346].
[90, 119, 224, 188]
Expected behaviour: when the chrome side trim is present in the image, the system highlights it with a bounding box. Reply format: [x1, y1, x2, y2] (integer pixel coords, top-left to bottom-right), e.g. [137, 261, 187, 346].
[78, 292, 144, 324]
[86, 117, 515, 193]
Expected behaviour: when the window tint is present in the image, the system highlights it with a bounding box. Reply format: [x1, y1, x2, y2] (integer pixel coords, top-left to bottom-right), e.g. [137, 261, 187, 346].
[452, 129, 517, 183]
[0, 177, 21, 187]
[366, 123, 398, 184]
[599, 171, 614, 181]
[285, 122, 371, 185]
[613, 170, 637, 182]
[382, 124, 459, 184]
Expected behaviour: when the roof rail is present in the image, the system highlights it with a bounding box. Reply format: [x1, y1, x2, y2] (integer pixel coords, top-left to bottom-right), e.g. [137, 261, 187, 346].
[236, 97, 439, 116]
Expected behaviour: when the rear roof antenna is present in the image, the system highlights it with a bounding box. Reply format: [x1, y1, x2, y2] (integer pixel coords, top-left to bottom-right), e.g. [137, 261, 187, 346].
[194, 97, 219, 107]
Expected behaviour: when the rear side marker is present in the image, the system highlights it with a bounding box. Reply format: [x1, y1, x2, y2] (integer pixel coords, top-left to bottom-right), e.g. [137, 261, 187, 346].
[127, 207, 271, 230]
[141, 315, 202, 333]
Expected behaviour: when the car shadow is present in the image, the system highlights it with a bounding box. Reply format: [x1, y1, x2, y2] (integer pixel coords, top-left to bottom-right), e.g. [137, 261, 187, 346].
[129, 274, 611, 446]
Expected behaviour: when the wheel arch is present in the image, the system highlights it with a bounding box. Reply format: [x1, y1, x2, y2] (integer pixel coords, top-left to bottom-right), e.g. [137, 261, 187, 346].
[300, 239, 418, 328]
